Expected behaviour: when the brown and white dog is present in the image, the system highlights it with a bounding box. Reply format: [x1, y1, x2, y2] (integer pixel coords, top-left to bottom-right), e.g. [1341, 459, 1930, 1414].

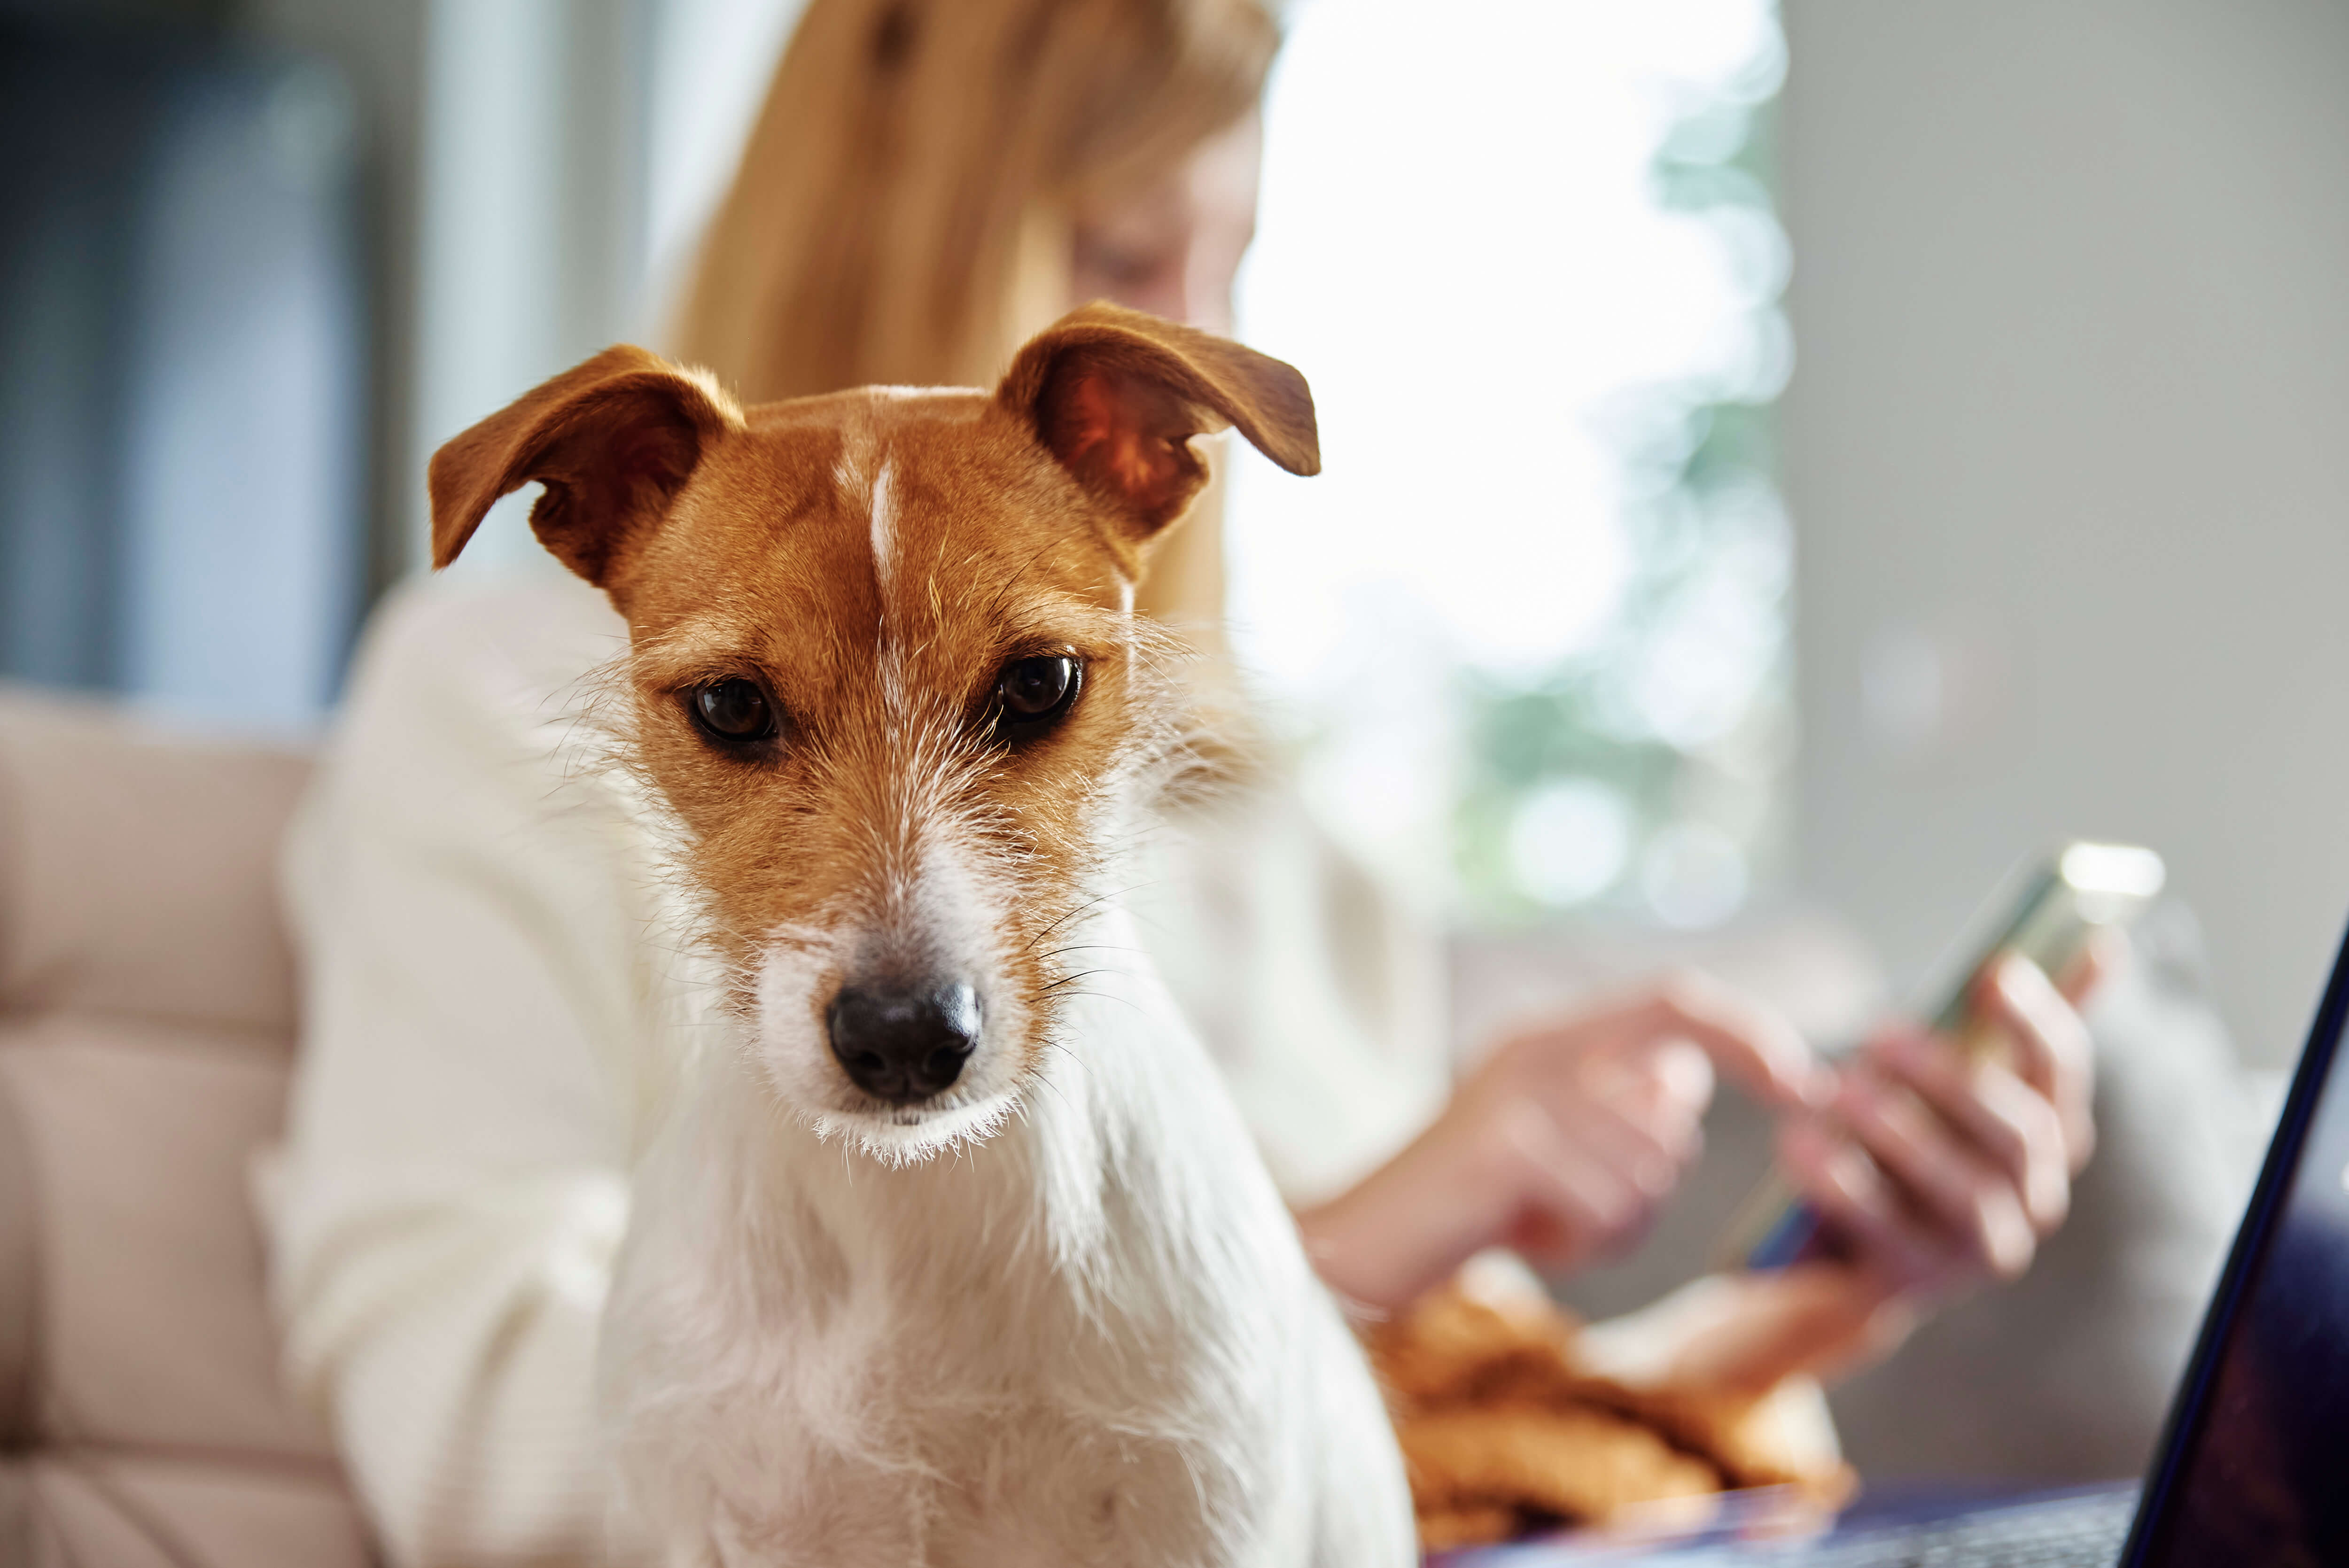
[427, 305, 1415, 1567]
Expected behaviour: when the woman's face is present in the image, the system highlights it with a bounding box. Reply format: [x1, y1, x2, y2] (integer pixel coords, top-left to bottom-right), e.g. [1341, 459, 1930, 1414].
[1067, 110, 1262, 335]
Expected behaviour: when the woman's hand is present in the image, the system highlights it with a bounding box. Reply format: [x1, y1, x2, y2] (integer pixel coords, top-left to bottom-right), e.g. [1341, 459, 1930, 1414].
[1623, 940, 2118, 1397]
[1296, 973, 1828, 1314]
[1779, 944, 2108, 1304]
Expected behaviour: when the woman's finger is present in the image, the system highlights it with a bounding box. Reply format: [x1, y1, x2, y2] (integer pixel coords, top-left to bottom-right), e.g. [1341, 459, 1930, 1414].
[1832, 1068, 2038, 1281]
[1974, 953, 2097, 1169]
[1553, 1091, 1692, 1203]
[1573, 1038, 1711, 1163]
[1587, 971, 1830, 1112]
[1776, 1118, 1949, 1293]
[1492, 1097, 1649, 1260]
[2055, 927, 2125, 1006]
[1869, 1031, 2070, 1232]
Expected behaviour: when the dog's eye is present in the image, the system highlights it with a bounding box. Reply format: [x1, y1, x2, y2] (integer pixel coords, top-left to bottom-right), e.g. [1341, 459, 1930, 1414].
[994, 655, 1080, 728]
[690, 677, 778, 744]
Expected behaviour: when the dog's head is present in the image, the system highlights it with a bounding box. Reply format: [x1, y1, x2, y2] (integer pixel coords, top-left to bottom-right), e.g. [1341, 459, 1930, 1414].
[428, 304, 1317, 1160]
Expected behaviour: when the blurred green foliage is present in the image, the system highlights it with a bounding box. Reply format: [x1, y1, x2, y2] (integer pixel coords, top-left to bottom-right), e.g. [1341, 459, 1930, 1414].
[1453, 91, 1791, 927]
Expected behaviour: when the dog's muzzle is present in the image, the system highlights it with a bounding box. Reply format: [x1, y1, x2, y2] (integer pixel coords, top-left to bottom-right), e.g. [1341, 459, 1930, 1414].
[825, 978, 982, 1102]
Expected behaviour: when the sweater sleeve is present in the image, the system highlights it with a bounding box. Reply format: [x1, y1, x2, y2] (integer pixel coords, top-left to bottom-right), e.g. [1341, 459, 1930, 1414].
[263, 575, 671, 1568]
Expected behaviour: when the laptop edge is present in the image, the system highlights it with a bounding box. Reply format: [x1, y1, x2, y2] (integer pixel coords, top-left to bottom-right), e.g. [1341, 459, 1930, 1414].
[2117, 908, 2349, 1562]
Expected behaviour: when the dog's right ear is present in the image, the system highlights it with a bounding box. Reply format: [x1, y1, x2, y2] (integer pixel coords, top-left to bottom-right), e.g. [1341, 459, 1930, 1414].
[996, 303, 1319, 563]
[428, 345, 743, 589]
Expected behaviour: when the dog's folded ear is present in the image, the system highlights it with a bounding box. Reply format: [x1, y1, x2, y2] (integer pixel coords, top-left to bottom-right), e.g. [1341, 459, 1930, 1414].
[428, 345, 743, 589]
[996, 303, 1319, 552]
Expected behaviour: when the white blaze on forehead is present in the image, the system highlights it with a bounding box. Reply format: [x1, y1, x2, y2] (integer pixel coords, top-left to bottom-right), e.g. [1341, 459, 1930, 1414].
[868, 459, 896, 594]
[832, 421, 910, 715]
[830, 417, 896, 597]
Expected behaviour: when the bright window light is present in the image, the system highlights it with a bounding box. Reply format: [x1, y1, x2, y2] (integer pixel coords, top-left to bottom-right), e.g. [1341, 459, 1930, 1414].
[1227, 0, 1792, 926]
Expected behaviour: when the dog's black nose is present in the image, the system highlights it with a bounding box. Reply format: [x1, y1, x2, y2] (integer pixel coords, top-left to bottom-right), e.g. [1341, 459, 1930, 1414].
[826, 980, 981, 1102]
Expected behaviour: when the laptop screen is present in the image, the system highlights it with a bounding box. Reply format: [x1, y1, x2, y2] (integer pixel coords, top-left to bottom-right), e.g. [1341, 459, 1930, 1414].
[2130, 922, 2349, 1565]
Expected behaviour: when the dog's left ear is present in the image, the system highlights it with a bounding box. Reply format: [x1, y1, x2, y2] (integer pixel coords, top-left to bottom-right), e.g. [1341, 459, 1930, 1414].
[997, 303, 1319, 553]
[428, 345, 743, 592]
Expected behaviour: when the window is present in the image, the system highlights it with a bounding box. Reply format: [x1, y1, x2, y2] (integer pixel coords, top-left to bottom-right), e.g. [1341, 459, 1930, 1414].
[1226, 0, 1792, 928]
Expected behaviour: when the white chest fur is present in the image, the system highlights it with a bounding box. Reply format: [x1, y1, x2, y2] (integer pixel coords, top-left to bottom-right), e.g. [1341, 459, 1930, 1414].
[599, 911, 1415, 1568]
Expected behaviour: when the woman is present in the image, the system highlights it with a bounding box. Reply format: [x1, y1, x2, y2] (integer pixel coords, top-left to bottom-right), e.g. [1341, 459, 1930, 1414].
[268, 2, 2104, 1562]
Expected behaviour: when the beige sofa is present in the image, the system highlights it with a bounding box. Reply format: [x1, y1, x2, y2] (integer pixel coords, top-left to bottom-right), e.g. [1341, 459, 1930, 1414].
[0, 688, 371, 1567]
[0, 675, 2267, 1564]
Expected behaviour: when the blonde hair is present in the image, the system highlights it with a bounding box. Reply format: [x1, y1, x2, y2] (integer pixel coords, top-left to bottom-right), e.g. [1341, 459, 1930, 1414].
[673, 0, 1280, 404]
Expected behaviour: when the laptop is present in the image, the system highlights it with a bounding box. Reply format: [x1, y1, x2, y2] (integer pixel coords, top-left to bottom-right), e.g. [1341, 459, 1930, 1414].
[1445, 910, 2349, 1567]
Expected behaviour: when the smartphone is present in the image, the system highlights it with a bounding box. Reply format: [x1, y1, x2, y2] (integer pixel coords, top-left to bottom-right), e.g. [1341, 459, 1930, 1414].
[1718, 840, 2167, 1271]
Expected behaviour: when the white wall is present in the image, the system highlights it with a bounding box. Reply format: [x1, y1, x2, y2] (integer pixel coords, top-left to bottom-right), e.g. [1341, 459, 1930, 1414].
[1781, 0, 2349, 1066]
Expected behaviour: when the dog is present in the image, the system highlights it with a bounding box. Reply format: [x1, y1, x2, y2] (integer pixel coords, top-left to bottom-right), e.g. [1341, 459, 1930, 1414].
[426, 304, 1416, 1567]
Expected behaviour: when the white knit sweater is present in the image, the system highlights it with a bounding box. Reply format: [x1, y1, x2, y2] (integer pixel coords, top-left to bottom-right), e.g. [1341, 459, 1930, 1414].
[262, 572, 1448, 1568]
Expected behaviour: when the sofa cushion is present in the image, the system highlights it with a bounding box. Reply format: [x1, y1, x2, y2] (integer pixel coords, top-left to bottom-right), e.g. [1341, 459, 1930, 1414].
[0, 687, 367, 1565]
[0, 686, 311, 1038]
[5, 1453, 369, 1568]
[0, 1014, 334, 1460]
